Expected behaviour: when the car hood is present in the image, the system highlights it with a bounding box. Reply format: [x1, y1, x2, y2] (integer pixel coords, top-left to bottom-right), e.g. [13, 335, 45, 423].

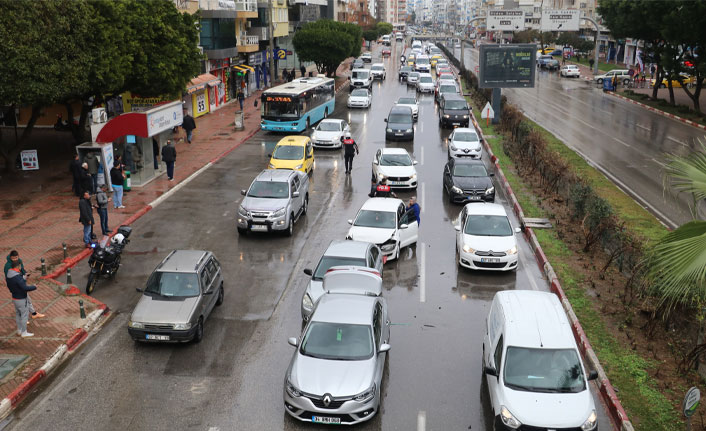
[444, 109, 470, 116]
[452, 175, 492, 190]
[397, 104, 418, 113]
[502, 386, 594, 428]
[348, 226, 395, 244]
[451, 140, 481, 150]
[378, 165, 416, 177]
[270, 159, 305, 170]
[290, 353, 376, 397]
[312, 131, 341, 141]
[348, 95, 369, 102]
[418, 82, 434, 87]
[131, 295, 199, 325]
[462, 232, 516, 252]
[241, 196, 289, 212]
[388, 121, 412, 130]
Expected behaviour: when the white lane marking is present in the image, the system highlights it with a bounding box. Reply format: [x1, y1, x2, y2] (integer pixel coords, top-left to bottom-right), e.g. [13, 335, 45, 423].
[149, 162, 213, 208]
[420, 146, 425, 165]
[651, 157, 668, 168]
[417, 410, 426, 431]
[613, 137, 630, 148]
[421, 183, 425, 214]
[420, 121, 423, 133]
[520, 254, 540, 291]
[636, 124, 650, 131]
[667, 135, 687, 146]
[420, 243, 426, 303]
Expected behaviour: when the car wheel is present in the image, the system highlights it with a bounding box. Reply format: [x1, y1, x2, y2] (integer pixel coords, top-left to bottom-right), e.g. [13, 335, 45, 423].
[237, 227, 247, 235]
[394, 243, 400, 261]
[286, 214, 294, 237]
[216, 284, 224, 306]
[660, 83, 666, 88]
[302, 195, 309, 215]
[306, 118, 310, 129]
[623, 79, 630, 85]
[193, 318, 204, 343]
[597, 78, 603, 84]
[323, 108, 328, 119]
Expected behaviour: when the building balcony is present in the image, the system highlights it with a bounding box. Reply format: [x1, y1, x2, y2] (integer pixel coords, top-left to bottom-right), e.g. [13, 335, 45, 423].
[237, 35, 260, 52]
[235, 0, 258, 17]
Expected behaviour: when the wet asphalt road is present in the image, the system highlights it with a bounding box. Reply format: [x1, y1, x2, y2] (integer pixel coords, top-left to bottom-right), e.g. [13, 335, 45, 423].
[6, 42, 611, 431]
[453, 43, 705, 229]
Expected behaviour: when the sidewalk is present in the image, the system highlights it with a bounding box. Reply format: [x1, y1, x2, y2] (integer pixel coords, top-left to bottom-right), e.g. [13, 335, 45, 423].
[0, 71, 350, 417]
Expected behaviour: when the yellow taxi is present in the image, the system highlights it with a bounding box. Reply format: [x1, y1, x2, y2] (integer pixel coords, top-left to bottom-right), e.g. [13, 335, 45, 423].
[268, 135, 314, 173]
[430, 55, 442, 68]
[537, 47, 554, 55]
[650, 73, 695, 88]
[407, 53, 416, 67]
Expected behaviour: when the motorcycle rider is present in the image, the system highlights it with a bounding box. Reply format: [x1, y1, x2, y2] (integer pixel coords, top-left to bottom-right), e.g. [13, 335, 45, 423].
[341, 133, 359, 174]
[400, 54, 406, 65]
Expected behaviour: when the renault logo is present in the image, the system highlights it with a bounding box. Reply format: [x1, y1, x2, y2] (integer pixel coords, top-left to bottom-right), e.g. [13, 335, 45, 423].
[323, 394, 332, 407]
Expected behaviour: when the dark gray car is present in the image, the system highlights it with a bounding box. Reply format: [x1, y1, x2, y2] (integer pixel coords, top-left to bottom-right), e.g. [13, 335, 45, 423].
[128, 250, 224, 343]
[385, 106, 414, 141]
[439, 93, 470, 128]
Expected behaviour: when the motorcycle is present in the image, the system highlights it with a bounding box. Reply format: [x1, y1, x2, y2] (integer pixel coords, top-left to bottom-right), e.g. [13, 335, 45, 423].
[85, 226, 132, 294]
[54, 114, 72, 131]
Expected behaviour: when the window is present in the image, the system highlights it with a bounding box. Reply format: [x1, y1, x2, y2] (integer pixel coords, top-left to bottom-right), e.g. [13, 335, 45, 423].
[200, 268, 211, 292]
[206, 258, 218, 280]
[494, 335, 504, 370]
[373, 303, 383, 347]
[292, 175, 300, 190]
[369, 246, 380, 265]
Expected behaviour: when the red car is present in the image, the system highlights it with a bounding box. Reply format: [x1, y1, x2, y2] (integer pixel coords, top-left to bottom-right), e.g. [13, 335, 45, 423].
[382, 48, 391, 57]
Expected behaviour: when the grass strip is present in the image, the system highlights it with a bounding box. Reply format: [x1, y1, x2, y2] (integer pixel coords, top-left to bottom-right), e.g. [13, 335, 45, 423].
[618, 90, 706, 127]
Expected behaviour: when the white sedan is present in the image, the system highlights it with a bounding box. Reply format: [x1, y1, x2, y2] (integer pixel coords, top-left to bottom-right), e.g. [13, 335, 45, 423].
[447, 127, 482, 159]
[371, 148, 418, 189]
[347, 88, 372, 109]
[395, 96, 419, 120]
[560, 65, 581, 78]
[370, 63, 386, 80]
[455, 203, 519, 271]
[311, 119, 350, 149]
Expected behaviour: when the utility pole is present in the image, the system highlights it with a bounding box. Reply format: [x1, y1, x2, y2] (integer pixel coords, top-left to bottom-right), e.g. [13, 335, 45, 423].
[268, 0, 276, 86]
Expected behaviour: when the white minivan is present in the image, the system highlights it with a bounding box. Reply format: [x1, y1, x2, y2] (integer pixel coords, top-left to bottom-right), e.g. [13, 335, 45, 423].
[350, 68, 372, 90]
[483, 290, 599, 431]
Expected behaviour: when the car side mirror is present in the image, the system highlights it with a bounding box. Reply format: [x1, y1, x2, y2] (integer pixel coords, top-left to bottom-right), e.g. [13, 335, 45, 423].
[515, 227, 521, 233]
[241, 190, 247, 196]
[347, 219, 353, 225]
[400, 223, 409, 229]
[203, 289, 214, 295]
[588, 370, 599, 381]
[292, 191, 300, 198]
[373, 160, 379, 165]
[483, 366, 498, 377]
[379, 344, 391, 353]
[135, 287, 144, 293]
[489, 173, 495, 177]
[454, 224, 461, 232]
[413, 160, 418, 165]
[303, 268, 313, 276]
[384, 118, 388, 122]
[288, 337, 299, 347]
[267, 153, 272, 158]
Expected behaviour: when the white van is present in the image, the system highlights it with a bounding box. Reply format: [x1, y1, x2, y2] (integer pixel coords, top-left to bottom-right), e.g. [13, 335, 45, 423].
[381, 35, 391, 46]
[483, 291, 599, 431]
[412, 40, 422, 50]
[349, 68, 372, 91]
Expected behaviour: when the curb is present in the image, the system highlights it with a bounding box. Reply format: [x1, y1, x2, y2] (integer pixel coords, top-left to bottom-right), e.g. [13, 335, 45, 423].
[607, 90, 706, 130]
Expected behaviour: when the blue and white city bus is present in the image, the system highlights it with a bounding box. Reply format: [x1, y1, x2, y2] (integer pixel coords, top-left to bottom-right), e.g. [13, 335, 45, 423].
[260, 76, 335, 133]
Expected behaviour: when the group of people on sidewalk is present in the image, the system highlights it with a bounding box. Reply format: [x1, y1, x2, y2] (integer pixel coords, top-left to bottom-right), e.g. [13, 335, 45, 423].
[4, 250, 44, 338]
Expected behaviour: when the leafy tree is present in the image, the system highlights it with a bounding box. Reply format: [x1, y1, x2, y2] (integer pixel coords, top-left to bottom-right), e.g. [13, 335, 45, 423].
[514, 29, 540, 44]
[362, 29, 379, 47]
[293, 20, 362, 76]
[376, 22, 393, 37]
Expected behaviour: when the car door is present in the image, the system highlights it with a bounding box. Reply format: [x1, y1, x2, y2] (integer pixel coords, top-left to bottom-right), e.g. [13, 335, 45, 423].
[368, 244, 384, 276]
[205, 258, 221, 315]
[373, 301, 387, 387]
[487, 335, 504, 413]
[443, 161, 453, 191]
[290, 177, 301, 213]
[198, 267, 212, 319]
[398, 203, 418, 247]
[456, 206, 467, 252]
[304, 141, 314, 172]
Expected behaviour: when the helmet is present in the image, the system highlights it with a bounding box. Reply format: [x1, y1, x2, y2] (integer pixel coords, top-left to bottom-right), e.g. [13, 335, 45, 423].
[111, 233, 125, 245]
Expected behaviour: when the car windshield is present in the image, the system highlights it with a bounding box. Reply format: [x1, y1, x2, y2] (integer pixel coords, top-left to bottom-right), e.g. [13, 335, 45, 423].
[453, 131, 477, 142]
[398, 98, 416, 105]
[445, 100, 468, 110]
[453, 164, 487, 177]
[351, 89, 368, 97]
[247, 181, 289, 198]
[408, 73, 420, 79]
[372, 65, 383, 70]
[416, 57, 430, 64]
[440, 84, 457, 93]
[263, 99, 298, 119]
[464, 215, 513, 236]
[354, 210, 396, 229]
[504, 347, 586, 393]
[352, 71, 369, 79]
[380, 153, 412, 166]
[317, 122, 341, 132]
[273, 145, 304, 160]
[313, 256, 367, 280]
[301, 322, 373, 360]
[419, 76, 433, 83]
[388, 113, 411, 123]
[145, 272, 200, 298]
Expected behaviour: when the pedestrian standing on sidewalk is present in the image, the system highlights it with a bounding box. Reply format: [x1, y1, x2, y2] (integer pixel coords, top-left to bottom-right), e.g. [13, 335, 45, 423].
[238, 91, 244, 110]
[300, 64, 306, 78]
[589, 58, 595, 70]
[95, 184, 111, 235]
[84, 151, 99, 193]
[182, 110, 196, 144]
[341, 133, 359, 174]
[79, 191, 95, 247]
[69, 153, 82, 197]
[161, 139, 177, 181]
[290, 68, 296, 81]
[80, 162, 93, 194]
[110, 163, 125, 209]
[7, 260, 37, 338]
[4, 250, 45, 322]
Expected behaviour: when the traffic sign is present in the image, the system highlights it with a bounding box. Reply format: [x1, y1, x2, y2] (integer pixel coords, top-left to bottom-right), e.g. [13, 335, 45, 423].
[684, 387, 700, 418]
[486, 10, 525, 31]
[481, 102, 494, 119]
[276, 48, 287, 59]
[541, 9, 580, 31]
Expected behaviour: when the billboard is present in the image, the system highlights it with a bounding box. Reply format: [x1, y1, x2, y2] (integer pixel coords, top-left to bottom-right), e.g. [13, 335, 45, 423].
[478, 44, 536, 88]
[486, 10, 525, 31]
[541, 9, 580, 31]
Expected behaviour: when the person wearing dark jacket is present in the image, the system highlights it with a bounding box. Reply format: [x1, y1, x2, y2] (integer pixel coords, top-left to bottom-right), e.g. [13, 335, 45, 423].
[7, 260, 37, 337]
[368, 177, 397, 198]
[300, 64, 306, 78]
[84, 151, 100, 193]
[342, 133, 359, 174]
[110, 163, 125, 209]
[79, 162, 93, 194]
[161, 139, 177, 181]
[69, 154, 82, 196]
[182, 111, 196, 144]
[5, 250, 44, 322]
[79, 191, 95, 246]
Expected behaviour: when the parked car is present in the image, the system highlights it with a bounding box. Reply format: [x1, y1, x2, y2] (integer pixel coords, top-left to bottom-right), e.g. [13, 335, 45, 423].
[370, 63, 387, 80]
[395, 96, 419, 120]
[455, 203, 519, 271]
[268, 136, 314, 173]
[361, 52, 373, 62]
[398, 65, 413, 81]
[447, 127, 481, 159]
[128, 250, 224, 343]
[347, 88, 372, 109]
[439, 93, 471, 128]
[650, 73, 695, 88]
[560, 64, 581, 78]
[594, 69, 631, 85]
[237, 169, 309, 236]
[301, 241, 384, 321]
[443, 158, 494, 203]
[311, 119, 350, 149]
[371, 148, 418, 189]
[347, 197, 419, 262]
[384, 106, 414, 141]
[416, 73, 435, 93]
[482, 290, 599, 430]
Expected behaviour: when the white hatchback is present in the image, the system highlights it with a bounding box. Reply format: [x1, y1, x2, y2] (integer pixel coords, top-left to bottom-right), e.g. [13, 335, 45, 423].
[416, 73, 434, 93]
[311, 119, 350, 149]
[347, 88, 372, 109]
[371, 148, 418, 189]
[455, 203, 519, 271]
[447, 127, 481, 159]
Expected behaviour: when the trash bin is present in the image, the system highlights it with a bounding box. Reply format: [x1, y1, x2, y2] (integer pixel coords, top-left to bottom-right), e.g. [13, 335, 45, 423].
[602, 79, 615, 92]
[234, 111, 244, 131]
[123, 170, 131, 191]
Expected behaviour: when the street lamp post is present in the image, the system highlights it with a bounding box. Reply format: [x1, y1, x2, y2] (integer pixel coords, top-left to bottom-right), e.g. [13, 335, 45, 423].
[581, 16, 600, 76]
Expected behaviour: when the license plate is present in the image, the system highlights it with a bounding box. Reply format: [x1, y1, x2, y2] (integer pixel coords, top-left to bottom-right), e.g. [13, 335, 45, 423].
[251, 224, 268, 232]
[312, 416, 341, 424]
[481, 258, 500, 263]
[466, 195, 481, 200]
[395, 133, 403, 136]
[390, 181, 404, 185]
[452, 122, 460, 125]
[146, 334, 169, 341]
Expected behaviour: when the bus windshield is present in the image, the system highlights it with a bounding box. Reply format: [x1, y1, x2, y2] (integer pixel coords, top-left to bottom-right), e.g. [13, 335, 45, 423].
[263, 97, 299, 119]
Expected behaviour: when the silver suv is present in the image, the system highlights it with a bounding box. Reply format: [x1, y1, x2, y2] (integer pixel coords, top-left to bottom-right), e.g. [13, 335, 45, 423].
[237, 169, 309, 236]
[128, 250, 224, 343]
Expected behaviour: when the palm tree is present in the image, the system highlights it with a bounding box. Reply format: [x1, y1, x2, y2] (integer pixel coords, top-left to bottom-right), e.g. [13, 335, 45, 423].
[646, 139, 706, 312]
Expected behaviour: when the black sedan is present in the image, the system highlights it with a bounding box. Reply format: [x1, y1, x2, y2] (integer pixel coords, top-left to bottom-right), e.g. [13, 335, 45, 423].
[442, 159, 495, 203]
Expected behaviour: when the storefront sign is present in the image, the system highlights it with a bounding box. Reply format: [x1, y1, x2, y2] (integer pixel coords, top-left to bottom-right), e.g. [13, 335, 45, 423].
[122, 91, 171, 113]
[209, 58, 230, 70]
[146, 101, 183, 136]
[193, 91, 210, 118]
[248, 51, 264, 65]
[20, 150, 38, 170]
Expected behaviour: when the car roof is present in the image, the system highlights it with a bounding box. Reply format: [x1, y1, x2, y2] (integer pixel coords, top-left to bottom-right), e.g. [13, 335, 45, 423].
[439, 80, 457, 86]
[312, 294, 377, 325]
[158, 250, 210, 273]
[442, 93, 465, 102]
[419, 73, 433, 77]
[463, 202, 508, 216]
[361, 197, 403, 211]
[372, 63, 384, 67]
[452, 127, 476, 134]
[276, 135, 309, 147]
[324, 239, 371, 257]
[352, 68, 369, 72]
[320, 118, 343, 124]
[379, 148, 410, 156]
[389, 105, 412, 115]
[255, 168, 297, 182]
[495, 291, 577, 349]
[451, 158, 485, 167]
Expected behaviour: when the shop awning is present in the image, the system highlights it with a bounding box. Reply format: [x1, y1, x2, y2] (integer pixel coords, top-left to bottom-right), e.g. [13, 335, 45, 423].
[187, 73, 221, 94]
[240, 65, 255, 72]
[232, 65, 248, 72]
[95, 101, 183, 143]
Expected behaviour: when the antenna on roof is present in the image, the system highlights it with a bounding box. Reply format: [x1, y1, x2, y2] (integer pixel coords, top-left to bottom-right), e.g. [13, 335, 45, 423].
[535, 313, 543, 347]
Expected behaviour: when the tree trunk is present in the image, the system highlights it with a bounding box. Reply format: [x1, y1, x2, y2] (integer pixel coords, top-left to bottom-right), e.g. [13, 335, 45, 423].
[651, 66, 661, 100]
[667, 78, 675, 105]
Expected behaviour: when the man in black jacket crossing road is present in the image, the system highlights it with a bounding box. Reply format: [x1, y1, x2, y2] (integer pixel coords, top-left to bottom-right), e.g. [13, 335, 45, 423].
[342, 133, 359, 174]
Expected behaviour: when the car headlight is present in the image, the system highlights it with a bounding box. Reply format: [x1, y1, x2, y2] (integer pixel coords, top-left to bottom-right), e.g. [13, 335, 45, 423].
[302, 293, 314, 312]
[273, 207, 286, 218]
[238, 206, 250, 218]
[173, 322, 192, 330]
[506, 246, 518, 255]
[450, 145, 457, 151]
[386, 128, 393, 132]
[353, 383, 376, 403]
[411, 173, 417, 179]
[451, 185, 463, 194]
[462, 244, 475, 254]
[381, 239, 397, 252]
[286, 379, 302, 398]
[500, 406, 521, 429]
[128, 321, 144, 329]
[581, 410, 597, 430]
[406, 128, 413, 133]
[485, 186, 495, 195]
[294, 164, 303, 170]
[463, 114, 469, 118]
[444, 114, 450, 118]
[268, 163, 275, 169]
